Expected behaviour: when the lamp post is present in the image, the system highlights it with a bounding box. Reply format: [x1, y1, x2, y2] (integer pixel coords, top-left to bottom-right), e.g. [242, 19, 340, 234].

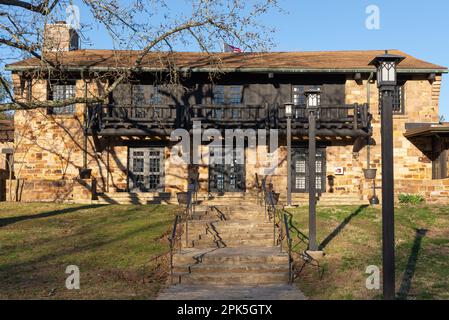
[284, 102, 293, 207]
[369, 51, 405, 300]
[304, 89, 320, 252]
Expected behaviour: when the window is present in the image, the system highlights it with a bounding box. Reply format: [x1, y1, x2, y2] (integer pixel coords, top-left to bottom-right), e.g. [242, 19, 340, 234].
[132, 85, 146, 107]
[392, 85, 405, 114]
[128, 147, 164, 192]
[292, 148, 326, 193]
[49, 82, 76, 114]
[229, 86, 242, 104]
[292, 85, 306, 106]
[379, 85, 405, 115]
[213, 85, 242, 105]
[131, 85, 163, 106]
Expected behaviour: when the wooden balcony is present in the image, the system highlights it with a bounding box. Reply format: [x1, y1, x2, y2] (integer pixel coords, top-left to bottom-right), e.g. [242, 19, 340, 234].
[89, 104, 181, 136]
[191, 104, 267, 129]
[276, 103, 371, 137]
[89, 103, 371, 137]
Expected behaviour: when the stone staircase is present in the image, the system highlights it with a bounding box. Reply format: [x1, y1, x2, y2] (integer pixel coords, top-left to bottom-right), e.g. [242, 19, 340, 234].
[170, 202, 290, 285]
[91, 190, 366, 206]
[94, 191, 173, 205]
[278, 193, 366, 206]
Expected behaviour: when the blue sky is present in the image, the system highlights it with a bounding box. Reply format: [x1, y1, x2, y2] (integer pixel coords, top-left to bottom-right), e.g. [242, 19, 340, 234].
[17, 0, 449, 117]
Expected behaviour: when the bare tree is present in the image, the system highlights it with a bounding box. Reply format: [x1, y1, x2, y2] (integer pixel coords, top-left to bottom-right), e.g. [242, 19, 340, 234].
[0, 0, 281, 111]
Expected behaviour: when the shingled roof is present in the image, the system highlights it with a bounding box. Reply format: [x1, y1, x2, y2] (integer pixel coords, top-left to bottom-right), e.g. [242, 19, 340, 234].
[5, 49, 447, 73]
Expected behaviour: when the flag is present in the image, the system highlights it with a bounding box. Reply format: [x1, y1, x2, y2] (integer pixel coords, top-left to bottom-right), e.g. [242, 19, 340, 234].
[223, 42, 243, 53]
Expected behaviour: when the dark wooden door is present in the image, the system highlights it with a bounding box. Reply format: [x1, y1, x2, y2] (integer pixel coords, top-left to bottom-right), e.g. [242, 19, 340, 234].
[209, 146, 245, 192]
[292, 147, 326, 193]
[128, 147, 164, 192]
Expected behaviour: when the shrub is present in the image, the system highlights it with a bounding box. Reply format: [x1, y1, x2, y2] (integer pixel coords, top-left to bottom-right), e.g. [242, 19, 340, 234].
[398, 193, 425, 205]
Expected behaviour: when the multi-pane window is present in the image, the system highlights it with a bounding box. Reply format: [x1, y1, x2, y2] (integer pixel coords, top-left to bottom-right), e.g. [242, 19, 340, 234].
[293, 85, 306, 106]
[229, 86, 242, 104]
[149, 85, 162, 105]
[50, 83, 76, 114]
[209, 146, 245, 192]
[379, 85, 405, 115]
[213, 85, 225, 104]
[130, 85, 163, 118]
[393, 85, 405, 114]
[292, 148, 326, 193]
[132, 85, 146, 107]
[129, 148, 164, 192]
[213, 85, 242, 105]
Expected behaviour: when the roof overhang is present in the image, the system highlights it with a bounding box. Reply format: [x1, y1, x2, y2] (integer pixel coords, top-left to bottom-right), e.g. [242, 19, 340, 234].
[5, 65, 448, 74]
[404, 124, 449, 139]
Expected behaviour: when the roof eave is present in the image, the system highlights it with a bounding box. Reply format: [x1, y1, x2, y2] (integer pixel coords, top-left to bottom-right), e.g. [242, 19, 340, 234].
[404, 126, 449, 139]
[5, 65, 448, 74]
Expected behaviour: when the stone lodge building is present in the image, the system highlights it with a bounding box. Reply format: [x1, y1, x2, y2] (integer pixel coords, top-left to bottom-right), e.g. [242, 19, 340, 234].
[4, 23, 449, 204]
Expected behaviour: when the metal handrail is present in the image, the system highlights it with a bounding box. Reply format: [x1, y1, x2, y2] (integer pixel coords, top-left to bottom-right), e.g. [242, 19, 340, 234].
[283, 213, 293, 284]
[209, 205, 227, 221]
[281, 207, 325, 282]
[263, 188, 294, 284]
[168, 214, 182, 284]
[254, 173, 263, 206]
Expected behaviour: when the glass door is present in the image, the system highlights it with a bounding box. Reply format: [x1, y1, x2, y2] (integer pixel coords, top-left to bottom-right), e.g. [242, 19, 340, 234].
[128, 147, 164, 192]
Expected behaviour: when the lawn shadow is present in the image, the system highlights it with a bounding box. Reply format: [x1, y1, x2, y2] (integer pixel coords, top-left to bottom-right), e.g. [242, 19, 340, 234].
[0, 204, 106, 228]
[397, 228, 428, 300]
[318, 205, 368, 250]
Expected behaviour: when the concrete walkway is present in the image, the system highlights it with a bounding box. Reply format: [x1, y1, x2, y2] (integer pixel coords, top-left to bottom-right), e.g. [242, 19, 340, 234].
[157, 284, 307, 300]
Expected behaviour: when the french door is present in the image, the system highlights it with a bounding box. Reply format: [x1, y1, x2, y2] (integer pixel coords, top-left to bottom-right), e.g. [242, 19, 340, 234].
[292, 147, 326, 193]
[209, 146, 246, 192]
[128, 147, 164, 192]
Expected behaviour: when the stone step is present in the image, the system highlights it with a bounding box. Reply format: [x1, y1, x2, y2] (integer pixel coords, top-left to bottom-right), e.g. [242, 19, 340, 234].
[173, 263, 288, 274]
[172, 247, 288, 265]
[191, 214, 266, 220]
[205, 231, 272, 239]
[173, 272, 289, 285]
[191, 238, 274, 248]
[190, 230, 272, 240]
[212, 222, 273, 229]
[95, 193, 175, 205]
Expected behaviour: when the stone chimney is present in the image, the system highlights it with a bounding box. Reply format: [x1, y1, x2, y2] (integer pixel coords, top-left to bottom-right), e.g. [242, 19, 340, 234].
[43, 21, 79, 52]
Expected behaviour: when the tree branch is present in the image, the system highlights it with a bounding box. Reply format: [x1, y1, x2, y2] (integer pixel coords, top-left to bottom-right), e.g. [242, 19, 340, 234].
[0, 0, 59, 15]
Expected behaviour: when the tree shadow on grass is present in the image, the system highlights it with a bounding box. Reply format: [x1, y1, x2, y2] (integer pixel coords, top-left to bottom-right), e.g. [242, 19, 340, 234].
[0, 204, 106, 228]
[318, 205, 368, 251]
[397, 228, 428, 300]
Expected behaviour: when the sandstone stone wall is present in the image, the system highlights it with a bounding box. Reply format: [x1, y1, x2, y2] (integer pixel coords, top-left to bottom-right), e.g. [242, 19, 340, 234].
[344, 76, 447, 202]
[5, 178, 95, 203]
[8, 73, 448, 203]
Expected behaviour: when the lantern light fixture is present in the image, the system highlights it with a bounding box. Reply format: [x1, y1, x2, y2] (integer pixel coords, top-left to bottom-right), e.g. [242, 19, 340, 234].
[304, 88, 321, 109]
[369, 50, 405, 88]
[284, 102, 293, 118]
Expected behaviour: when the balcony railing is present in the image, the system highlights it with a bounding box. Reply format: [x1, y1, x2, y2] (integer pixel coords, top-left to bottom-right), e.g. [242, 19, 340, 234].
[191, 104, 267, 129]
[276, 103, 370, 136]
[90, 104, 180, 135]
[89, 103, 371, 137]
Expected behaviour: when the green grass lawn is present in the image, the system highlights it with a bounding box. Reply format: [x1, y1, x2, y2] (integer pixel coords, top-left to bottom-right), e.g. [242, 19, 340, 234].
[1, 202, 448, 300]
[287, 204, 449, 300]
[0, 203, 178, 299]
